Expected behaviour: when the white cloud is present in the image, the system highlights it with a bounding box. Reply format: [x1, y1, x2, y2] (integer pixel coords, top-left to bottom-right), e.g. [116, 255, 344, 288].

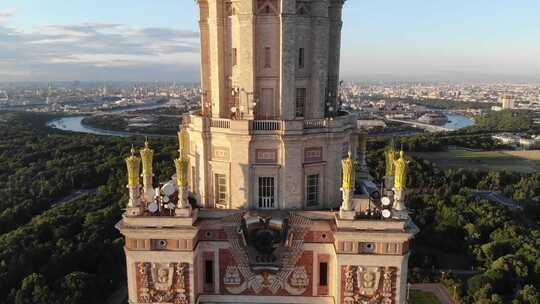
[0, 19, 201, 81]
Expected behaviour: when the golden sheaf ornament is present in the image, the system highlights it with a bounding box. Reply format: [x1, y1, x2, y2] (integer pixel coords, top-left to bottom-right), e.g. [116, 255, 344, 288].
[341, 151, 357, 190]
[174, 155, 189, 187]
[125, 146, 141, 186]
[178, 128, 188, 157]
[384, 146, 397, 177]
[140, 139, 154, 176]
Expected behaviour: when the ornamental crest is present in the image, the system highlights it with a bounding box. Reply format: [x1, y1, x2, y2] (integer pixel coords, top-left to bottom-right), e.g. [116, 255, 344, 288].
[137, 262, 189, 304]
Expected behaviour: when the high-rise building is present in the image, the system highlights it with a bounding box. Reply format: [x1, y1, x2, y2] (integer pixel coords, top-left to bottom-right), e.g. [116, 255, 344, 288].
[116, 1, 418, 304]
[501, 94, 515, 109]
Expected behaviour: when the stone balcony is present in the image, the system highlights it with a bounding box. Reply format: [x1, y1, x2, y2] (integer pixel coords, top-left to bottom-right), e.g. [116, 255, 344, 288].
[185, 112, 357, 136]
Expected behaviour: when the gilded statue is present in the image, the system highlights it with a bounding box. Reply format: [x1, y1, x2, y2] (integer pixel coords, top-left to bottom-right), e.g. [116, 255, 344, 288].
[341, 151, 357, 190]
[140, 139, 154, 176]
[393, 149, 409, 190]
[125, 146, 141, 186]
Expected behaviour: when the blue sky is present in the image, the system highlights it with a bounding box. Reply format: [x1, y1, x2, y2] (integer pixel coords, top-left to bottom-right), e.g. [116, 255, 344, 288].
[0, 0, 539, 81]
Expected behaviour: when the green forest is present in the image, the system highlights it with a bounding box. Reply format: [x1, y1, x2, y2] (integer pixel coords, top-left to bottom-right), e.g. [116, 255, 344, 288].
[0, 112, 539, 303]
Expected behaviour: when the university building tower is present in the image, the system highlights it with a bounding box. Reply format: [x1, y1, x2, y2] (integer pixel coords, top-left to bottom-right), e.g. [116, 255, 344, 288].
[116, 1, 418, 304]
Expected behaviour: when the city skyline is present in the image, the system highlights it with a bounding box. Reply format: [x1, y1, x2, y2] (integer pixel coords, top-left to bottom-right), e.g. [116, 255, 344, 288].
[1, 0, 539, 82]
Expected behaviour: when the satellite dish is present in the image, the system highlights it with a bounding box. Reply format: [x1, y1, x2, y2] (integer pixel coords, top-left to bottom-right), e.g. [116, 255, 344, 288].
[167, 202, 176, 209]
[144, 188, 155, 202]
[148, 202, 159, 213]
[162, 196, 170, 203]
[381, 196, 392, 206]
[382, 209, 392, 219]
[161, 181, 176, 197]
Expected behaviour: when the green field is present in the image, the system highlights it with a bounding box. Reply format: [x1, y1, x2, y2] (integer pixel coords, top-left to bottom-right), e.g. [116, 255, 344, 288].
[409, 290, 440, 304]
[413, 149, 540, 173]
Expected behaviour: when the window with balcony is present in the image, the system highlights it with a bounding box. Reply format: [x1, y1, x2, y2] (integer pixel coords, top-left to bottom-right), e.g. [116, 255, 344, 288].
[295, 88, 306, 118]
[258, 176, 275, 209]
[306, 174, 320, 207]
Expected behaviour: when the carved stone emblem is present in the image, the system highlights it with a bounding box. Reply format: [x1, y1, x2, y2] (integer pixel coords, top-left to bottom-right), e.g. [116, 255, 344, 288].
[137, 262, 189, 304]
[357, 266, 382, 296]
[290, 266, 308, 288]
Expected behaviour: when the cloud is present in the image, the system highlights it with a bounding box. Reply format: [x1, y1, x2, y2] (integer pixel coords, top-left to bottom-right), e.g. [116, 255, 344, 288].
[0, 20, 201, 81]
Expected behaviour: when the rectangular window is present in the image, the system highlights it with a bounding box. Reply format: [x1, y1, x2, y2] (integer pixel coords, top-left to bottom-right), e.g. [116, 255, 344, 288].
[264, 47, 271, 68]
[295, 88, 306, 118]
[232, 48, 237, 66]
[215, 174, 227, 207]
[258, 177, 275, 209]
[307, 174, 320, 207]
[298, 48, 305, 68]
[319, 262, 328, 286]
[204, 260, 214, 285]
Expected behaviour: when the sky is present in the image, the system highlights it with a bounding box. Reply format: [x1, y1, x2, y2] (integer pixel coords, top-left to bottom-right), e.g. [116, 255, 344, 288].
[0, 0, 539, 82]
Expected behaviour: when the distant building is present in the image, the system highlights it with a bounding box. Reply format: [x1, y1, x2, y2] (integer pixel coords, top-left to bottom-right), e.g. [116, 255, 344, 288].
[500, 95, 515, 110]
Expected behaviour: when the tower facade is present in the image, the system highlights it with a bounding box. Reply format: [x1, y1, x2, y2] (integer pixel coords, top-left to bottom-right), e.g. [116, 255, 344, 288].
[116, 1, 418, 304]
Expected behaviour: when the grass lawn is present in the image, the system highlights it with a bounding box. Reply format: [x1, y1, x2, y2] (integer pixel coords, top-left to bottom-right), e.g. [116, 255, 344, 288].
[413, 149, 540, 173]
[409, 290, 440, 304]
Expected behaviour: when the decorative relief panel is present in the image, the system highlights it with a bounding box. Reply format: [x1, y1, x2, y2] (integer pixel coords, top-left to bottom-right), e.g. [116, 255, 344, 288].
[296, 1, 311, 16]
[255, 149, 277, 164]
[341, 265, 396, 304]
[218, 213, 314, 296]
[304, 147, 323, 163]
[257, 0, 278, 15]
[136, 262, 190, 304]
[212, 146, 230, 161]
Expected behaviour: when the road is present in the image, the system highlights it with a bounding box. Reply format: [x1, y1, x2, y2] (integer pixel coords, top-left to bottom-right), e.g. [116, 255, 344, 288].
[410, 283, 455, 304]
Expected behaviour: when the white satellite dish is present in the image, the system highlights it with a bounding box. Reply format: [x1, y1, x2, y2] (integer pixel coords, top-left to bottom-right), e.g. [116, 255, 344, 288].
[162, 196, 170, 203]
[382, 209, 392, 219]
[381, 196, 392, 206]
[167, 202, 176, 209]
[161, 181, 176, 197]
[148, 202, 159, 213]
[144, 188, 155, 202]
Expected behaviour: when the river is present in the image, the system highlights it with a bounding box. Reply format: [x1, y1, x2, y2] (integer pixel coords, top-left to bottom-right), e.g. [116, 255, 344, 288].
[47, 110, 475, 137]
[442, 113, 475, 130]
[46, 103, 175, 137]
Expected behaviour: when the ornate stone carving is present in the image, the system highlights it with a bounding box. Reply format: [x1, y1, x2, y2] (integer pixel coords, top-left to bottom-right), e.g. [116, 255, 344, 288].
[221, 213, 312, 296]
[342, 265, 396, 304]
[344, 265, 356, 296]
[224, 266, 241, 285]
[137, 262, 189, 304]
[357, 267, 382, 296]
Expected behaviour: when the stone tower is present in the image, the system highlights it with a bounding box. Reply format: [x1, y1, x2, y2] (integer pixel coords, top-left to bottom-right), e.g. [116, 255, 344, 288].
[191, 0, 352, 211]
[116, 1, 418, 304]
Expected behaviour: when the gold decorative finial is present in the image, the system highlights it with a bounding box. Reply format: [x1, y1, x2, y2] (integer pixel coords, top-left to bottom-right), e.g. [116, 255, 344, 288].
[342, 150, 357, 190]
[126, 146, 141, 186]
[140, 139, 154, 176]
[393, 148, 409, 190]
